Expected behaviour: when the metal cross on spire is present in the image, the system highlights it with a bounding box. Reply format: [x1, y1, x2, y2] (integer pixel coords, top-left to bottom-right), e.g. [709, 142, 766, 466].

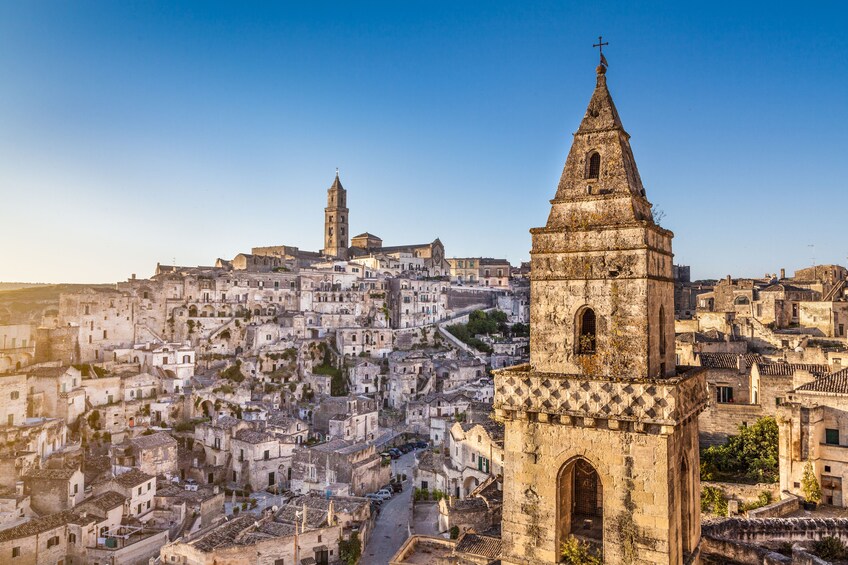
[593, 35, 609, 67]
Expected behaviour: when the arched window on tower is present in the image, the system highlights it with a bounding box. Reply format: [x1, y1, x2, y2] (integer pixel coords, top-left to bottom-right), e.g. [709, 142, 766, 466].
[576, 308, 597, 354]
[328, 227, 334, 237]
[586, 152, 601, 179]
[659, 306, 667, 355]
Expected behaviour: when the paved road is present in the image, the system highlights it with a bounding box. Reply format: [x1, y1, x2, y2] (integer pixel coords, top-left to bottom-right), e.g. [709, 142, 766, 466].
[364, 451, 416, 564]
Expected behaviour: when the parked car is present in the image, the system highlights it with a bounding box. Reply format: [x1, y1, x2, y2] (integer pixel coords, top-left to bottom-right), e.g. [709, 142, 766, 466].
[374, 490, 393, 501]
[399, 444, 413, 453]
[364, 494, 383, 504]
[389, 482, 403, 493]
[414, 441, 428, 449]
[389, 448, 401, 459]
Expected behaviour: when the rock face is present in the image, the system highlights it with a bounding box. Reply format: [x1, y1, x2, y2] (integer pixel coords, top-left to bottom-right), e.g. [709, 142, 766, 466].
[494, 63, 708, 565]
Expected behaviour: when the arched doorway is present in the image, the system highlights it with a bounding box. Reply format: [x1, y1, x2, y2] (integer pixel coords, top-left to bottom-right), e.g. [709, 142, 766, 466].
[463, 475, 479, 497]
[558, 458, 603, 552]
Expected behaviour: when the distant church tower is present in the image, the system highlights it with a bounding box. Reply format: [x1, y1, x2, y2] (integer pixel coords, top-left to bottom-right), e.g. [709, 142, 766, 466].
[323, 171, 349, 260]
[494, 60, 707, 564]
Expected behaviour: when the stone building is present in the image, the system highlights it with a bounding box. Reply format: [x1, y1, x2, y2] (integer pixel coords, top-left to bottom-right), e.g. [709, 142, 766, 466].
[23, 467, 85, 515]
[159, 507, 342, 565]
[778, 368, 848, 507]
[0, 373, 27, 428]
[192, 416, 250, 484]
[492, 61, 707, 564]
[347, 358, 383, 395]
[112, 431, 179, 477]
[415, 420, 504, 501]
[323, 171, 350, 260]
[230, 428, 287, 491]
[26, 365, 86, 425]
[0, 510, 96, 565]
[448, 258, 512, 288]
[388, 277, 449, 329]
[312, 395, 379, 443]
[0, 323, 35, 373]
[93, 468, 157, 518]
[290, 438, 388, 496]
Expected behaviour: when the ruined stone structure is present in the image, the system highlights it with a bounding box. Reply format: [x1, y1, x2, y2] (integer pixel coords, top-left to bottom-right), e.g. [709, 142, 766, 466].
[323, 171, 349, 259]
[493, 62, 708, 564]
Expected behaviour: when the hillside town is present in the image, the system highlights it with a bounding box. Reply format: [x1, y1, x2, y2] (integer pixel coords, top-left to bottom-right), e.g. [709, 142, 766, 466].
[3, 53, 848, 565]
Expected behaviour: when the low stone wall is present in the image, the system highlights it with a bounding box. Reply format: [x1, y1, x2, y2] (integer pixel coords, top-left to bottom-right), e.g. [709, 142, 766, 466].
[703, 517, 848, 547]
[747, 496, 800, 519]
[702, 481, 780, 505]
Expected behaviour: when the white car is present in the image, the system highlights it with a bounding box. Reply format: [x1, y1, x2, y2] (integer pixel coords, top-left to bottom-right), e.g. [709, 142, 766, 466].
[374, 490, 393, 500]
[364, 494, 383, 504]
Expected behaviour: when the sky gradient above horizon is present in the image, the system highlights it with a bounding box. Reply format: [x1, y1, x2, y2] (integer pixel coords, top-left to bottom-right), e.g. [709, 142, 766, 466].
[1, 2, 847, 284]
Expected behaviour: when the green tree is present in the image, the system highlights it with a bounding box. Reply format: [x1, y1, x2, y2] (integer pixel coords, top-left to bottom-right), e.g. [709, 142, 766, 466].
[802, 461, 822, 503]
[339, 532, 362, 565]
[701, 417, 779, 482]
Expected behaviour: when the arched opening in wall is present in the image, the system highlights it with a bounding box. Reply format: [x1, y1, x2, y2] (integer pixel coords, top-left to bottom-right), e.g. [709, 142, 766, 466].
[557, 458, 603, 552]
[199, 400, 215, 419]
[734, 295, 750, 306]
[463, 475, 479, 498]
[576, 307, 597, 354]
[680, 457, 692, 558]
[188, 305, 198, 317]
[586, 152, 601, 179]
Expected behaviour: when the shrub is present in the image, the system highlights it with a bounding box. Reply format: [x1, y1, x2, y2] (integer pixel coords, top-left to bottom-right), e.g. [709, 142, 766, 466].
[560, 535, 601, 565]
[701, 486, 729, 516]
[742, 490, 774, 512]
[450, 526, 460, 539]
[812, 536, 847, 561]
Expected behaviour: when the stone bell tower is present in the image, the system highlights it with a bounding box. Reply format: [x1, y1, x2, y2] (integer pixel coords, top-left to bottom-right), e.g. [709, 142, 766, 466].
[494, 59, 707, 565]
[323, 171, 349, 260]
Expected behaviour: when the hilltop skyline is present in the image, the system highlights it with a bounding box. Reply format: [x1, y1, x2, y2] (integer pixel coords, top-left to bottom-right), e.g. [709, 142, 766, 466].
[1, 2, 847, 283]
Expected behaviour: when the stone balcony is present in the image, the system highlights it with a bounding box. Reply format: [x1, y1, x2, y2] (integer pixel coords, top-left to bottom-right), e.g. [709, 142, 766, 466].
[493, 364, 707, 432]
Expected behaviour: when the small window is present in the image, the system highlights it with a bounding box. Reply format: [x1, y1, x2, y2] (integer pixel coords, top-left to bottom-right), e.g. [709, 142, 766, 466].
[716, 386, 733, 404]
[825, 465, 832, 473]
[826, 428, 840, 445]
[12, 547, 21, 557]
[10, 391, 19, 400]
[586, 152, 600, 179]
[794, 482, 801, 488]
[577, 308, 597, 353]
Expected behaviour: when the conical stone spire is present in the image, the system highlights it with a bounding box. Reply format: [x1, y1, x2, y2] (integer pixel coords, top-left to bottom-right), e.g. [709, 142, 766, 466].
[547, 66, 651, 228]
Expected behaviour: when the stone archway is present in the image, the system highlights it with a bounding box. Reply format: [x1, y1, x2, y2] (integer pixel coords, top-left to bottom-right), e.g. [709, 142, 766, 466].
[199, 400, 215, 419]
[557, 457, 604, 550]
[463, 475, 479, 497]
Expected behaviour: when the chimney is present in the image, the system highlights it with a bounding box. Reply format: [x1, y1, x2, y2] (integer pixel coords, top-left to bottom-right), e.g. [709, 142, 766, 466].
[737, 355, 746, 374]
[131, 274, 136, 280]
[780, 268, 786, 280]
[726, 275, 732, 284]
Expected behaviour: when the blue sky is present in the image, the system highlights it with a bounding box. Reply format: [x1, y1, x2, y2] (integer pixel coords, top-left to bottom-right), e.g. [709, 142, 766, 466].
[1, 2, 846, 283]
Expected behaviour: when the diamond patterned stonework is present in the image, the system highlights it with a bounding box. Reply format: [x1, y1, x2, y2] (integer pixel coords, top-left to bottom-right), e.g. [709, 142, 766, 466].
[494, 365, 707, 428]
